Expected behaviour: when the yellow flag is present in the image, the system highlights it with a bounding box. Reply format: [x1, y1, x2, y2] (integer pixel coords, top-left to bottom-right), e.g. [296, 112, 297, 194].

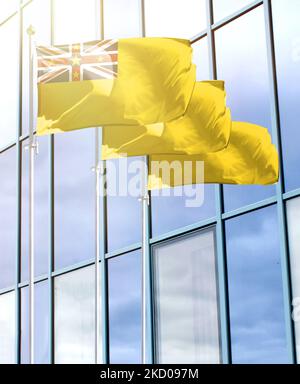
[148, 122, 279, 189]
[36, 38, 195, 135]
[102, 81, 231, 159]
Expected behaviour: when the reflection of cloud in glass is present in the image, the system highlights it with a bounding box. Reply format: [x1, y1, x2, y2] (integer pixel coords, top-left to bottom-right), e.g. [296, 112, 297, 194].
[103, 0, 141, 39]
[226, 206, 289, 363]
[213, 0, 253, 22]
[54, 130, 95, 270]
[106, 157, 142, 252]
[54, 265, 98, 364]
[0, 147, 16, 290]
[53, 0, 97, 44]
[21, 281, 50, 363]
[215, 7, 276, 211]
[0, 15, 19, 149]
[272, 0, 300, 192]
[286, 197, 300, 362]
[0, 291, 15, 363]
[145, 0, 207, 38]
[153, 230, 221, 364]
[108, 250, 141, 363]
[151, 185, 215, 238]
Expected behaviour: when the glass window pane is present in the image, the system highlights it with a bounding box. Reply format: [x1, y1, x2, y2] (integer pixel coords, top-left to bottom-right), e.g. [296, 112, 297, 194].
[0, 291, 16, 364]
[0, 147, 17, 290]
[54, 265, 98, 364]
[153, 229, 221, 363]
[225, 207, 289, 363]
[54, 130, 95, 270]
[21, 281, 50, 364]
[193, 38, 210, 81]
[103, 0, 140, 38]
[53, 0, 98, 44]
[145, 0, 207, 38]
[151, 185, 215, 238]
[0, 0, 18, 24]
[272, 0, 300, 192]
[108, 250, 141, 363]
[22, 0, 51, 137]
[21, 136, 49, 281]
[215, 7, 276, 212]
[106, 157, 142, 252]
[286, 197, 300, 362]
[213, 0, 253, 22]
[0, 15, 19, 149]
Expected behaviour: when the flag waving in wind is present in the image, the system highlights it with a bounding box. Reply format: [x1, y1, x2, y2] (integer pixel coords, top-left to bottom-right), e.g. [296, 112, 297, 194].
[36, 37, 195, 135]
[35, 37, 279, 186]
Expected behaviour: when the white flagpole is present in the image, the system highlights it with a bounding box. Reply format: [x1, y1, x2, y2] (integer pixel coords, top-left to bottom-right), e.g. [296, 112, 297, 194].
[141, 156, 149, 364]
[27, 25, 37, 365]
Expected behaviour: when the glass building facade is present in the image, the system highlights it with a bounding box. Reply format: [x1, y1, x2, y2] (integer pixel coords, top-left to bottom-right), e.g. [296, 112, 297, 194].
[0, 0, 300, 364]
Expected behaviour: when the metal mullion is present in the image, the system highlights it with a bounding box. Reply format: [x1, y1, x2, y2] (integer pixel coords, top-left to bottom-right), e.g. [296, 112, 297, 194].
[221, 196, 277, 220]
[206, 0, 231, 365]
[263, 0, 296, 363]
[211, 0, 263, 31]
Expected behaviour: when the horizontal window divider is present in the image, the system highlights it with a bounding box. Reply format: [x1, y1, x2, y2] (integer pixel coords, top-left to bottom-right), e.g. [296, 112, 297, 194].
[0, 285, 16, 296]
[211, 0, 263, 32]
[283, 189, 300, 202]
[17, 274, 48, 289]
[105, 242, 142, 259]
[222, 196, 277, 220]
[150, 217, 217, 244]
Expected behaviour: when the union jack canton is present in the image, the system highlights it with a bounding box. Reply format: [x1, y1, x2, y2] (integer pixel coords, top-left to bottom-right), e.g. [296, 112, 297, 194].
[37, 39, 118, 84]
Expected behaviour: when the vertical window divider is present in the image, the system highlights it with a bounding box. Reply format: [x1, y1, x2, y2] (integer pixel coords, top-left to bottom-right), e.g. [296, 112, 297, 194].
[263, 0, 296, 363]
[206, 0, 231, 364]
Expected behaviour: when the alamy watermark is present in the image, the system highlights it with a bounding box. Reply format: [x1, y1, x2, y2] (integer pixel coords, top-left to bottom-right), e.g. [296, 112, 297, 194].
[96, 157, 205, 208]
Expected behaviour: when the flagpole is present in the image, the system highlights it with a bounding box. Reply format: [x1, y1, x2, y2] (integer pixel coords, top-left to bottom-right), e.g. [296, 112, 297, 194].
[141, 156, 149, 364]
[95, 128, 101, 364]
[27, 25, 37, 365]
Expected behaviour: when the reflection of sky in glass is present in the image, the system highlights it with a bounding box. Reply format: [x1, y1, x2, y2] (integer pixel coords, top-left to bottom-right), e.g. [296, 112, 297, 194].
[225, 207, 288, 363]
[54, 265, 98, 364]
[54, 130, 95, 270]
[153, 230, 221, 363]
[215, 7, 276, 212]
[286, 197, 300, 362]
[0, 1, 18, 24]
[21, 281, 50, 364]
[106, 158, 142, 252]
[193, 37, 210, 81]
[53, 0, 97, 44]
[0, 291, 15, 364]
[213, 0, 253, 22]
[0, 15, 19, 149]
[108, 250, 141, 363]
[22, 0, 51, 137]
[21, 136, 49, 281]
[0, 147, 16, 290]
[145, 0, 207, 38]
[272, 0, 300, 192]
[103, 0, 140, 38]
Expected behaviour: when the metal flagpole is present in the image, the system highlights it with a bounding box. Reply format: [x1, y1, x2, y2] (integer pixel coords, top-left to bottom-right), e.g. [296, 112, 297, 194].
[95, 128, 101, 364]
[27, 25, 37, 365]
[140, 156, 149, 364]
